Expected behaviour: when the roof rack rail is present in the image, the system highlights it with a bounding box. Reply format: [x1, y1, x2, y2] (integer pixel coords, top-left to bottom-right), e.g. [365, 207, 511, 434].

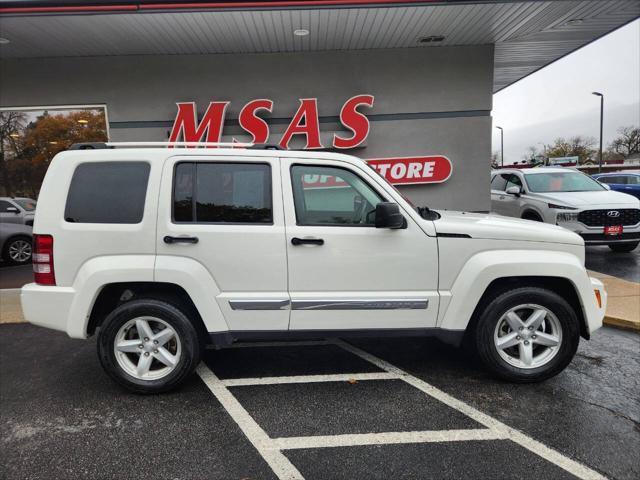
[68, 141, 255, 150]
[248, 144, 284, 150]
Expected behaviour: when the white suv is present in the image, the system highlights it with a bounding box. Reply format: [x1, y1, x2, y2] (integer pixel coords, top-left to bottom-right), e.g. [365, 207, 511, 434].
[22, 143, 606, 393]
[491, 168, 640, 252]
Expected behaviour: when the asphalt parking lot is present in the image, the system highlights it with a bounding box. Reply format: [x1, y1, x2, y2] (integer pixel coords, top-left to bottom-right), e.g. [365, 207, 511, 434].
[1, 323, 638, 480]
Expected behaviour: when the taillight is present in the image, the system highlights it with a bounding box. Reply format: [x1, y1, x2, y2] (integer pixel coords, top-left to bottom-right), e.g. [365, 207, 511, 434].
[33, 234, 56, 286]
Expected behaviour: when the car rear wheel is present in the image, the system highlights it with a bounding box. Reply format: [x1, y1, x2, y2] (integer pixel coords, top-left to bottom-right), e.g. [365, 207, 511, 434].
[2, 235, 32, 265]
[97, 298, 201, 394]
[608, 242, 638, 253]
[473, 287, 580, 382]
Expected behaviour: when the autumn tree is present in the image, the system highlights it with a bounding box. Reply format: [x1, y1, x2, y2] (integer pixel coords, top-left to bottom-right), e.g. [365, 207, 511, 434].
[544, 136, 596, 164]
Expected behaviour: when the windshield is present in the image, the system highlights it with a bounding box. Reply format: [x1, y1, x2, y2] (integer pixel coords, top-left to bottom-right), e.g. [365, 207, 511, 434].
[14, 199, 37, 211]
[524, 172, 606, 193]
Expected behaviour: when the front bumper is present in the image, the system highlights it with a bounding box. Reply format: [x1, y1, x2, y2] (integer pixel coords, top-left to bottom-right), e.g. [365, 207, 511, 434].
[579, 232, 640, 245]
[587, 277, 606, 335]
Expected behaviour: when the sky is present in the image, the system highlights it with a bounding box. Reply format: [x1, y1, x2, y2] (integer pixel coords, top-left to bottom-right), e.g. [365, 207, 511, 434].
[491, 18, 640, 164]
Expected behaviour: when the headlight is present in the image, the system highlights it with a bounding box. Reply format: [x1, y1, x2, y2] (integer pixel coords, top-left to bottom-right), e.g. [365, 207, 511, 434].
[548, 203, 577, 210]
[557, 212, 579, 222]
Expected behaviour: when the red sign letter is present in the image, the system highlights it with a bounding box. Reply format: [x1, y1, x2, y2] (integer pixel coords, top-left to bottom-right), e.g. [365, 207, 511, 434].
[279, 98, 323, 149]
[239, 99, 273, 144]
[333, 94, 374, 149]
[169, 101, 229, 143]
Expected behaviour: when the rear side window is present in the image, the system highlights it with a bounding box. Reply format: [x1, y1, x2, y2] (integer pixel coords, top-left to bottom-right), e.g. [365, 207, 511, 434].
[64, 162, 150, 223]
[491, 174, 509, 191]
[173, 162, 272, 224]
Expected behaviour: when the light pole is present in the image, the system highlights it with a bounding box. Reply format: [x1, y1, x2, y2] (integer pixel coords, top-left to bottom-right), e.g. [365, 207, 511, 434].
[592, 92, 604, 173]
[496, 126, 504, 167]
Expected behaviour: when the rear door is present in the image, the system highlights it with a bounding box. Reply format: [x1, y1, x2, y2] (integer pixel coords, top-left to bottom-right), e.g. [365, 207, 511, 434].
[156, 155, 289, 332]
[280, 157, 439, 331]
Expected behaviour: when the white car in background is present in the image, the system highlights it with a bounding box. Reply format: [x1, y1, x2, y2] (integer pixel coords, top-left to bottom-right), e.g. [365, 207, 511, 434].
[490, 167, 640, 253]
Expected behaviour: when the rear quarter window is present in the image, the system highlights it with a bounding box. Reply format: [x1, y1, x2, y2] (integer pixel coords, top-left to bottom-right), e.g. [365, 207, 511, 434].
[64, 161, 150, 224]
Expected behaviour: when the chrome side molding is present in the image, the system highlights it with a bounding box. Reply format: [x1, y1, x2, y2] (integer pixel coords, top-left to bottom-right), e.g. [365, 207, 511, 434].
[291, 299, 428, 310]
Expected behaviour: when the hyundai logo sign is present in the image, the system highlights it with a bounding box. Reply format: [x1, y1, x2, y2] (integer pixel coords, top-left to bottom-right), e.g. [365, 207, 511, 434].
[607, 211, 621, 218]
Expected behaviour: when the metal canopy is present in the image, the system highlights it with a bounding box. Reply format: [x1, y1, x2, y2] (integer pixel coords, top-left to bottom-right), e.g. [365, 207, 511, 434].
[0, 0, 638, 92]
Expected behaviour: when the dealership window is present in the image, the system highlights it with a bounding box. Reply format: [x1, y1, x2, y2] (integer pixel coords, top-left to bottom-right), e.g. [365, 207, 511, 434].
[291, 165, 383, 226]
[65, 162, 150, 224]
[173, 162, 272, 224]
[0, 105, 109, 198]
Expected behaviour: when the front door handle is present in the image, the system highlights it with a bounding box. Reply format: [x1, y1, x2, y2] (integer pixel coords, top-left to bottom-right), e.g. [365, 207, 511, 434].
[291, 237, 324, 246]
[164, 235, 199, 244]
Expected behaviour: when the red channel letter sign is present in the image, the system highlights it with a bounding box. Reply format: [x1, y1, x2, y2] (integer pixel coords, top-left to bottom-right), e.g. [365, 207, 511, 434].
[367, 156, 453, 185]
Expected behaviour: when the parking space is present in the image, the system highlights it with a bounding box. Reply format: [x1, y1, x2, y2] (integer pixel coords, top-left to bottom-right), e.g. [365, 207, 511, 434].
[2, 324, 638, 480]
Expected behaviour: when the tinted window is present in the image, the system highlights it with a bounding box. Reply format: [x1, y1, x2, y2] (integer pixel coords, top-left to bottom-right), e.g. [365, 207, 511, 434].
[173, 162, 272, 223]
[0, 200, 15, 212]
[491, 174, 509, 191]
[291, 165, 383, 226]
[65, 162, 150, 223]
[598, 176, 625, 184]
[14, 199, 36, 211]
[627, 175, 640, 185]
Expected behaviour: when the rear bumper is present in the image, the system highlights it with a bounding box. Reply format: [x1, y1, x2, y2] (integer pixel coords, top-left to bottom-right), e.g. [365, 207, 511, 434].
[21, 283, 77, 336]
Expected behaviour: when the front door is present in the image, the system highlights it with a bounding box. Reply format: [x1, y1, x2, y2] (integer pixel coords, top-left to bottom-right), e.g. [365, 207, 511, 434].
[280, 157, 439, 331]
[157, 155, 289, 332]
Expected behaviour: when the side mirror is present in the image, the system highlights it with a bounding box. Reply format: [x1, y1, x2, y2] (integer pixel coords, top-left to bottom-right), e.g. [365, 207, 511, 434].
[5, 206, 19, 214]
[375, 202, 406, 229]
[505, 186, 521, 196]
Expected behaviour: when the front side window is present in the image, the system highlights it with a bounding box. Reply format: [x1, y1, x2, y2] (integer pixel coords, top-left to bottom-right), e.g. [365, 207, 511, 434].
[173, 162, 272, 224]
[291, 165, 383, 226]
[64, 162, 150, 223]
[13, 199, 36, 211]
[506, 174, 523, 190]
[524, 172, 606, 193]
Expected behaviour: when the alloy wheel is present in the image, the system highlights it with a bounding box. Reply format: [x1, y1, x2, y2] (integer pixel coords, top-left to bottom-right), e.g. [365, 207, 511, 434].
[8, 239, 32, 263]
[493, 304, 562, 369]
[113, 316, 182, 380]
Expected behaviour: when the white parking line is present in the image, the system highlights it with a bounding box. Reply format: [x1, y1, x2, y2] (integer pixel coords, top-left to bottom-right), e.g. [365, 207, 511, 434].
[196, 364, 304, 480]
[198, 339, 608, 480]
[273, 429, 507, 450]
[335, 339, 608, 480]
[222, 372, 398, 387]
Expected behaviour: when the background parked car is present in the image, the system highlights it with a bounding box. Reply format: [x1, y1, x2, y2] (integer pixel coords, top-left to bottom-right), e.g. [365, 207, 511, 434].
[0, 197, 37, 226]
[592, 171, 640, 200]
[490, 167, 640, 252]
[0, 223, 33, 265]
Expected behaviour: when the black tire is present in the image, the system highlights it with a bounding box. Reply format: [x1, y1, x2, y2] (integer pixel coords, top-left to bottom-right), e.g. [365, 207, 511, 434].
[473, 287, 580, 383]
[2, 235, 32, 265]
[97, 298, 201, 394]
[522, 212, 542, 222]
[608, 242, 639, 253]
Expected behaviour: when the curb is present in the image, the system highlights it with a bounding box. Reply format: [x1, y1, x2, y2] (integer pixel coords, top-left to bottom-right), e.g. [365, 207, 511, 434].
[603, 315, 640, 332]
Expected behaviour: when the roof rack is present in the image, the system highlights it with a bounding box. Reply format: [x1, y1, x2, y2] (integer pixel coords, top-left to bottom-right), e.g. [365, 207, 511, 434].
[68, 141, 255, 150]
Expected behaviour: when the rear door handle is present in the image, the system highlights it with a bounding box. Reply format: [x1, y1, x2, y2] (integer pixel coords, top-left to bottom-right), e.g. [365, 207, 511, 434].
[291, 237, 324, 246]
[164, 235, 199, 244]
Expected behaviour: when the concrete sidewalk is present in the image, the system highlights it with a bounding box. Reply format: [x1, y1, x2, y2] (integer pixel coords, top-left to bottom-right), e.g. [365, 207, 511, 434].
[588, 270, 640, 332]
[1, 277, 638, 330]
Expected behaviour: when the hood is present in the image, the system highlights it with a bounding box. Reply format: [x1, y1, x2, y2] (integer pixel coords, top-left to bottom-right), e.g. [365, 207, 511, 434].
[433, 211, 583, 245]
[529, 190, 640, 207]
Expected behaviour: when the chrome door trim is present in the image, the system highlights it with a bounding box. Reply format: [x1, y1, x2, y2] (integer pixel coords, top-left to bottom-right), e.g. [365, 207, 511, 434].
[229, 299, 291, 311]
[291, 299, 429, 310]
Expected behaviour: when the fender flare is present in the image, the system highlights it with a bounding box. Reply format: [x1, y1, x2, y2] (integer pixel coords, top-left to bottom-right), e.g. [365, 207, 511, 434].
[68, 255, 228, 338]
[437, 249, 599, 334]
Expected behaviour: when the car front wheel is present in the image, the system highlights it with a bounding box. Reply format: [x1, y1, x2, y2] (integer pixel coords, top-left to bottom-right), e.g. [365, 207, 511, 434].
[97, 298, 201, 394]
[474, 287, 580, 383]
